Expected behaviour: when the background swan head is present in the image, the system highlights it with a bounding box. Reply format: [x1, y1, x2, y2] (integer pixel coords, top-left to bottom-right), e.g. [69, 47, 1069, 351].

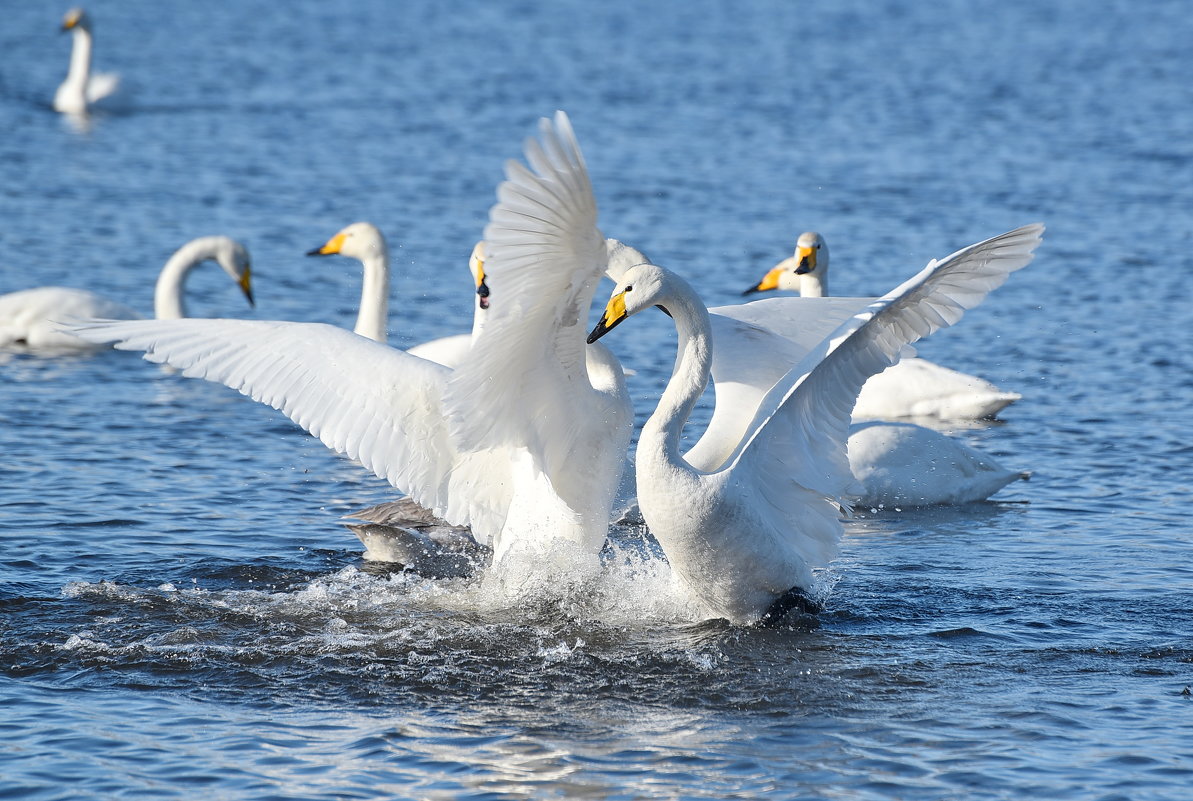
[61, 7, 90, 33]
[210, 237, 255, 307]
[587, 262, 670, 343]
[470, 242, 489, 309]
[306, 222, 386, 262]
[743, 231, 828, 297]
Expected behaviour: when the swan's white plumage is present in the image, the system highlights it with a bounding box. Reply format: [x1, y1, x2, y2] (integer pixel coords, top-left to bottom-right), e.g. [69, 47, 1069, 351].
[748, 231, 1022, 421]
[67, 112, 631, 567]
[445, 112, 632, 559]
[846, 421, 1029, 506]
[2, 236, 253, 352]
[54, 8, 120, 115]
[592, 224, 1043, 623]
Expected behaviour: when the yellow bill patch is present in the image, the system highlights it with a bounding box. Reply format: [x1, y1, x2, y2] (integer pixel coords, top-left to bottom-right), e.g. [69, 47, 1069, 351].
[63, 10, 81, 29]
[796, 245, 817, 270]
[603, 290, 628, 327]
[239, 266, 254, 296]
[754, 266, 785, 292]
[316, 232, 347, 255]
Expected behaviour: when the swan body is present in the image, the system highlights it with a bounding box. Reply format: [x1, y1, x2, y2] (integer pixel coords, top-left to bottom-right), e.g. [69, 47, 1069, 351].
[66, 112, 632, 570]
[591, 224, 1043, 624]
[1, 236, 253, 351]
[746, 232, 1021, 421]
[53, 8, 120, 114]
[846, 421, 1029, 507]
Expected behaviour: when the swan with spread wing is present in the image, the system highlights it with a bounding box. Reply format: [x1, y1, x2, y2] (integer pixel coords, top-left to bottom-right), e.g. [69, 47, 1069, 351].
[67, 112, 631, 570]
[591, 225, 1043, 624]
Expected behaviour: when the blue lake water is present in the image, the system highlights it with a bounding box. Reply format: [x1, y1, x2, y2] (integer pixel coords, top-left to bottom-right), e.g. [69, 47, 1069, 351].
[2, 0, 1192, 798]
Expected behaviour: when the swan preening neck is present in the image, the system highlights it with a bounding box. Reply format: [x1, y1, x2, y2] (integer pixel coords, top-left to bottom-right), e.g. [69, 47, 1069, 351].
[308, 222, 390, 343]
[744, 231, 828, 298]
[153, 236, 255, 320]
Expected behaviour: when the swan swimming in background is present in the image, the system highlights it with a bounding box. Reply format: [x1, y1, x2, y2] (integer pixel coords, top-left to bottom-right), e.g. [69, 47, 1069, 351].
[0, 236, 254, 351]
[305, 222, 488, 366]
[608, 240, 1031, 507]
[746, 231, 1023, 421]
[67, 112, 632, 571]
[590, 224, 1042, 624]
[53, 8, 120, 114]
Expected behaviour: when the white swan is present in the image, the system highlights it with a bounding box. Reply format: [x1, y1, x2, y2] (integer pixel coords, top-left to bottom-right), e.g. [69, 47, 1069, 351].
[305, 222, 487, 366]
[845, 421, 1028, 507]
[589, 224, 1043, 624]
[1, 236, 254, 351]
[608, 240, 1030, 507]
[746, 231, 1022, 420]
[66, 112, 632, 570]
[53, 8, 120, 115]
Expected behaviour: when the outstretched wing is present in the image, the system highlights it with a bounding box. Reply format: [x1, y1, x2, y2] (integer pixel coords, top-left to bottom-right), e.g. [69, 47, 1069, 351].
[65, 318, 513, 540]
[729, 224, 1044, 500]
[446, 111, 628, 500]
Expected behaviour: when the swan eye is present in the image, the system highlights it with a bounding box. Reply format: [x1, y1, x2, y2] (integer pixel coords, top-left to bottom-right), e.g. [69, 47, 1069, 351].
[624, 285, 633, 292]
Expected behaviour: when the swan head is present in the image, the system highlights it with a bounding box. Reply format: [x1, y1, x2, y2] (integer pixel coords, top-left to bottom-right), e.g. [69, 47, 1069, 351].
[742, 231, 828, 295]
[587, 262, 669, 343]
[306, 222, 386, 262]
[470, 242, 490, 310]
[210, 237, 255, 307]
[61, 8, 91, 33]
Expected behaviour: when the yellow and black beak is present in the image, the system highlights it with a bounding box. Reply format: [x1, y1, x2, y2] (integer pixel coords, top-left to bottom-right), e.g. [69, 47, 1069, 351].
[794, 245, 817, 275]
[587, 290, 628, 343]
[61, 10, 80, 31]
[306, 232, 345, 257]
[239, 266, 255, 307]
[475, 256, 490, 310]
[743, 265, 784, 296]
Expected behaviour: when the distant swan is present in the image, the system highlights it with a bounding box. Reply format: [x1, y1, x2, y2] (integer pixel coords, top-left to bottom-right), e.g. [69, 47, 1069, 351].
[745, 231, 1022, 420]
[53, 8, 120, 115]
[306, 221, 487, 366]
[0, 236, 254, 351]
[591, 225, 1042, 624]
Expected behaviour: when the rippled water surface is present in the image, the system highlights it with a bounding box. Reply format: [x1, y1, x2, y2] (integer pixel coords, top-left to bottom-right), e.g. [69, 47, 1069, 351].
[2, 1, 1192, 798]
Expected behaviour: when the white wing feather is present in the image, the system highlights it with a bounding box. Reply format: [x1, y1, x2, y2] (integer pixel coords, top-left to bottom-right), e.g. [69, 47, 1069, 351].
[65, 318, 515, 542]
[446, 111, 627, 505]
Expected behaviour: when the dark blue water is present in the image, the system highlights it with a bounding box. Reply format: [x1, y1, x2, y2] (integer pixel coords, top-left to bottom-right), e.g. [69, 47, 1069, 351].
[2, 1, 1191, 798]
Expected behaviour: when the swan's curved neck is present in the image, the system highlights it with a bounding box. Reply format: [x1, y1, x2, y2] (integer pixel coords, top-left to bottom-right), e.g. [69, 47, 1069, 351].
[154, 238, 220, 320]
[66, 26, 93, 86]
[355, 247, 390, 343]
[642, 279, 713, 465]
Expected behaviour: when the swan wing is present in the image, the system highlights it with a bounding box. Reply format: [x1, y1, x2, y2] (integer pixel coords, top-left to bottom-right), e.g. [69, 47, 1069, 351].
[730, 224, 1044, 502]
[446, 111, 627, 497]
[64, 318, 512, 539]
[86, 72, 120, 103]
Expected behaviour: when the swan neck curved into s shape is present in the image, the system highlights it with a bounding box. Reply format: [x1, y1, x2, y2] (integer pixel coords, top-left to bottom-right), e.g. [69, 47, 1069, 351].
[641, 277, 714, 468]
